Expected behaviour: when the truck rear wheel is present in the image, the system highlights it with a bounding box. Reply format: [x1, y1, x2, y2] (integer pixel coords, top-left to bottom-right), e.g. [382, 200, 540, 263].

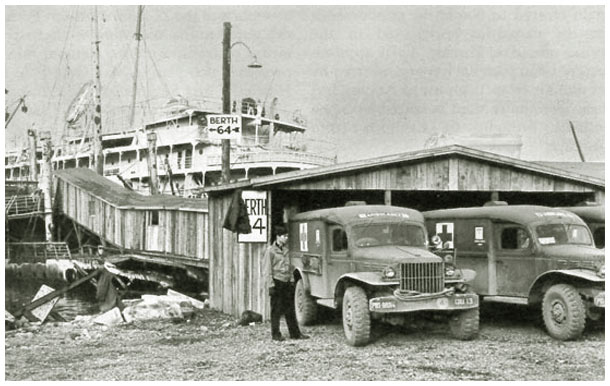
[449, 308, 479, 340]
[295, 279, 318, 325]
[342, 286, 371, 346]
[542, 284, 586, 340]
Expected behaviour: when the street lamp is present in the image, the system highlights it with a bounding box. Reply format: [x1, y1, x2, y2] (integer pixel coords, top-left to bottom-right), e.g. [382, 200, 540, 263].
[221, 22, 263, 184]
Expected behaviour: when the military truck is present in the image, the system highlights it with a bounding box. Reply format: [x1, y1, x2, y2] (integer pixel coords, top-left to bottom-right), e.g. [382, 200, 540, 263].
[561, 205, 605, 249]
[424, 204, 605, 340]
[288, 204, 479, 346]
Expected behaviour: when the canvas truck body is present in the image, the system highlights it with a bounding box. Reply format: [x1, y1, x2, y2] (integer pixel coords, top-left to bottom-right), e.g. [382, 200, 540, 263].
[424, 205, 605, 341]
[288, 204, 479, 346]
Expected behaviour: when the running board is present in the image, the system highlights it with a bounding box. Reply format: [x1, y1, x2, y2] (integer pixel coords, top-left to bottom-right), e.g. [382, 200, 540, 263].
[316, 298, 336, 309]
[483, 296, 529, 305]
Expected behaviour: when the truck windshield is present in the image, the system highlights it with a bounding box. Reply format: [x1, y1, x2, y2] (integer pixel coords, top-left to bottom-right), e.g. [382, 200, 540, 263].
[352, 223, 426, 248]
[535, 223, 593, 246]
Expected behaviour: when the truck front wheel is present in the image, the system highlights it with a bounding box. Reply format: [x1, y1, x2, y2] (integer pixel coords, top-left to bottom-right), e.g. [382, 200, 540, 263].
[342, 286, 371, 346]
[542, 284, 586, 340]
[449, 308, 479, 340]
[295, 279, 318, 325]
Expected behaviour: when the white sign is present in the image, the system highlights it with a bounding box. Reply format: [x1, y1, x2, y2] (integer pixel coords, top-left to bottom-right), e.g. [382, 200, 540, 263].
[30, 284, 59, 322]
[475, 226, 484, 241]
[299, 223, 308, 252]
[239, 190, 267, 243]
[436, 222, 454, 249]
[207, 114, 242, 140]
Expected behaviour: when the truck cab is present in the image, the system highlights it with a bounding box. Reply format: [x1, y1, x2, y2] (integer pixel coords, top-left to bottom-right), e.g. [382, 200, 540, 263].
[289, 204, 479, 346]
[424, 204, 605, 341]
[561, 205, 605, 249]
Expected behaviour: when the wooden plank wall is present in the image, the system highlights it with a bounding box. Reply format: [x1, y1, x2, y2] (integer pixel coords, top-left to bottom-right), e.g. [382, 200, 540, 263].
[55, 178, 208, 260]
[209, 192, 270, 319]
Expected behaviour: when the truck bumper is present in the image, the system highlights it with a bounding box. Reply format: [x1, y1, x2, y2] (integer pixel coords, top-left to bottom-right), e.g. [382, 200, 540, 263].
[369, 290, 479, 313]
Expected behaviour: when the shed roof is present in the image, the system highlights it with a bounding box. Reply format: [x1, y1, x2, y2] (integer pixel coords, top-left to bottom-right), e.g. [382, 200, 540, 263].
[54, 168, 208, 212]
[423, 205, 585, 225]
[535, 162, 605, 181]
[205, 145, 604, 193]
[291, 205, 424, 226]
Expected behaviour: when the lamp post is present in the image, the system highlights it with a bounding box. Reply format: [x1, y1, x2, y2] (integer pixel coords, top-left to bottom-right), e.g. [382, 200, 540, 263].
[221, 22, 262, 184]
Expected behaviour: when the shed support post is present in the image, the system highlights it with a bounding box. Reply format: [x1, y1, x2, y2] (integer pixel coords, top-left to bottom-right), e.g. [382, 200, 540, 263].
[491, 191, 499, 202]
[384, 190, 392, 206]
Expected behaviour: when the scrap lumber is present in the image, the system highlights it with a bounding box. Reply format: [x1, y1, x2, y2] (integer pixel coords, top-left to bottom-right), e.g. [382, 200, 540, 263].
[13, 268, 103, 319]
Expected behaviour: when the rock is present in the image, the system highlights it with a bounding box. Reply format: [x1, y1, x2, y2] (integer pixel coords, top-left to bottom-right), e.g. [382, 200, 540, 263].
[93, 307, 124, 326]
[238, 310, 262, 326]
[200, 326, 209, 333]
[167, 289, 206, 310]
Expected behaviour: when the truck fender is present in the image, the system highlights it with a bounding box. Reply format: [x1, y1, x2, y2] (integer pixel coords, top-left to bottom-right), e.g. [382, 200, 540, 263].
[337, 271, 396, 287]
[293, 268, 311, 292]
[528, 269, 604, 303]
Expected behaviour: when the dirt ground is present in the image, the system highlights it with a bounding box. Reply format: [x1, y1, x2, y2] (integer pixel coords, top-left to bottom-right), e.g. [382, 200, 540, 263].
[4, 303, 605, 381]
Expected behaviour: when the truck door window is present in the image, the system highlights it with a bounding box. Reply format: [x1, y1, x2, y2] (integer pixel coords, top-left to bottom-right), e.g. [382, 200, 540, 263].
[332, 228, 348, 252]
[500, 226, 530, 250]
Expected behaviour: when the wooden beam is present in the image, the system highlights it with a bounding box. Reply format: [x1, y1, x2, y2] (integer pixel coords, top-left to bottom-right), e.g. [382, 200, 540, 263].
[13, 268, 102, 319]
[384, 190, 392, 206]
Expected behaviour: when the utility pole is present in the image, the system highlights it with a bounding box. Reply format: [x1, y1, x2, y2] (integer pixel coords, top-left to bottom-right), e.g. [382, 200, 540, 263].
[221, 22, 232, 184]
[27, 128, 38, 181]
[92, 6, 104, 175]
[39, 131, 54, 242]
[569, 121, 586, 162]
[146, 131, 159, 195]
[129, 5, 144, 128]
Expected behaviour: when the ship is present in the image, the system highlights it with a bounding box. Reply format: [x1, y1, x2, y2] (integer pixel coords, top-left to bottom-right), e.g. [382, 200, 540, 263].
[5, 8, 336, 196]
[5, 94, 336, 197]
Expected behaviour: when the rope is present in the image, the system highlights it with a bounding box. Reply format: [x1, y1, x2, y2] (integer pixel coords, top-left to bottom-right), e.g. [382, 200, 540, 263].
[50, 6, 78, 134]
[143, 40, 172, 96]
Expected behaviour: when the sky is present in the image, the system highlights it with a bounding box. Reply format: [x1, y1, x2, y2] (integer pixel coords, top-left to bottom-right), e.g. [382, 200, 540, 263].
[3, 5, 605, 163]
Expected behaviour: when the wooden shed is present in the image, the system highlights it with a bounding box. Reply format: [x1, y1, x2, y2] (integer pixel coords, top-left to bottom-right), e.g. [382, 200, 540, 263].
[205, 145, 605, 319]
[54, 168, 209, 261]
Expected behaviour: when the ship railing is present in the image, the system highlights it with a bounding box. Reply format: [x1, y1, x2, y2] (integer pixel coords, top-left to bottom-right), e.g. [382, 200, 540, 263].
[6, 242, 72, 263]
[205, 149, 336, 167]
[101, 97, 312, 132]
[5, 191, 43, 217]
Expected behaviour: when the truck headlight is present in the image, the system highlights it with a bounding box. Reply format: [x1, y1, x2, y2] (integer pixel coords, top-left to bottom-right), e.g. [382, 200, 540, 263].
[383, 266, 396, 279]
[445, 265, 456, 277]
[598, 264, 605, 278]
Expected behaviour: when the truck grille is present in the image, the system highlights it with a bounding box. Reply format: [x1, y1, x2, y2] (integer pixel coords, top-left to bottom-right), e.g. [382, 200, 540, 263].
[400, 262, 444, 293]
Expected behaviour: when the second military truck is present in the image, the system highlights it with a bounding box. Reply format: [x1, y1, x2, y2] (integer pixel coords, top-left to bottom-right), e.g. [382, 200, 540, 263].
[288, 204, 479, 346]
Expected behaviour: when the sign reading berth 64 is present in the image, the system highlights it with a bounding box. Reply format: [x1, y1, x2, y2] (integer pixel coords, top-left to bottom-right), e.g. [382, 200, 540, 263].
[207, 114, 242, 140]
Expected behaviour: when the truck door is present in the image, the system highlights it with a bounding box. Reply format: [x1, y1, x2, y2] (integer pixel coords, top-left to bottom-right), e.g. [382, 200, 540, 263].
[327, 224, 352, 298]
[436, 219, 492, 296]
[493, 222, 537, 297]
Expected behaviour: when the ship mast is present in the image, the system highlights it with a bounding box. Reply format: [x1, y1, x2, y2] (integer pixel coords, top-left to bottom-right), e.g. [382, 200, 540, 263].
[129, 5, 144, 128]
[91, 6, 104, 175]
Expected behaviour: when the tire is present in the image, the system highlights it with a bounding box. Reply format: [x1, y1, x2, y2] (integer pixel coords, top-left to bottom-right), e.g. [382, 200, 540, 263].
[294, 279, 318, 325]
[342, 286, 371, 346]
[542, 284, 586, 341]
[449, 307, 479, 340]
